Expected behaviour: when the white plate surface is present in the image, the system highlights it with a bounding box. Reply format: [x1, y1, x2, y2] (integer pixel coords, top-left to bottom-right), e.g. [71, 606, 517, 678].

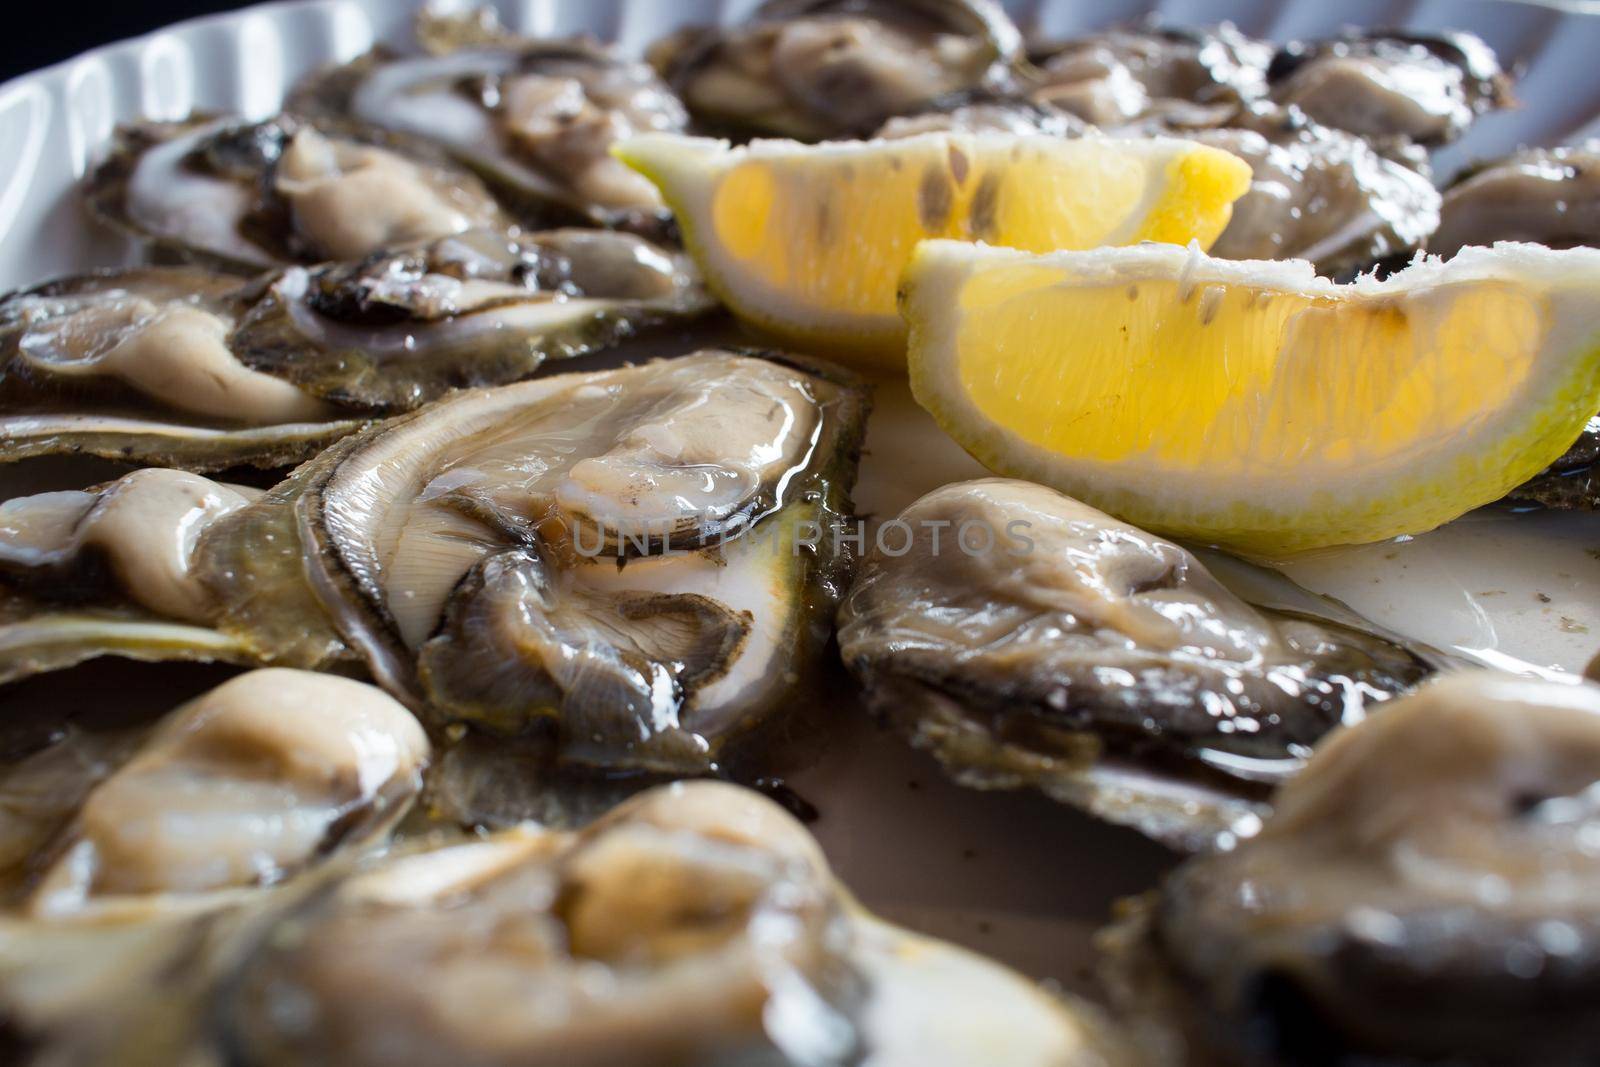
[2, 0, 1599, 992]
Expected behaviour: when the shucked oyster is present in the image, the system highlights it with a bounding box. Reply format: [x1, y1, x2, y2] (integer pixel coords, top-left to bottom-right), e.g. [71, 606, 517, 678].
[1195, 104, 1441, 277]
[1433, 143, 1600, 261]
[1, 353, 868, 779]
[85, 114, 512, 272]
[1028, 21, 1271, 129]
[649, 0, 1024, 141]
[0, 468, 267, 682]
[231, 227, 711, 410]
[223, 779, 1132, 1067]
[1267, 30, 1513, 147]
[1102, 671, 1600, 1066]
[0, 267, 362, 469]
[0, 669, 428, 1063]
[0, 230, 711, 467]
[291, 22, 687, 229]
[837, 480, 1433, 850]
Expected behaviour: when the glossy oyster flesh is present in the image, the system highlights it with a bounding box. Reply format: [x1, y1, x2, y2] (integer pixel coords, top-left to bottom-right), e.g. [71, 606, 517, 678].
[0, 352, 868, 776]
[0, 230, 711, 465]
[224, 779, 1131, 1067]
[1102, 671, 1600, 1067]
[0, 669, 427, 1063]
[1028, 21, 1271, 129]
[0, 469, 271, 682]
[1267, 30, 1512, 147]
[649, 0, 1024, 141]
[85, 114, 512, 271]
[1433, 143, 1600, 261]
[1195, 104, 1441, 277]
[0, 267, 363, 469]
[836, 480, 1435, 850]
[231, 227, 712, 410]
[874, 90, 1087, 138]
[291, 35, 687, 228]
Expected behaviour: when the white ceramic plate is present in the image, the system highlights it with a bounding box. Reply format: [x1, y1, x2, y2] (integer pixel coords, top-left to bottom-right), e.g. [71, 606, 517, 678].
[2, 0, 1600, 992]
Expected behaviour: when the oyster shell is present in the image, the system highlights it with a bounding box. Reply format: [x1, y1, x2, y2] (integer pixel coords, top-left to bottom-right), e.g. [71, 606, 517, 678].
[1102, 671, 1600, 1066]
[1433, 142, 1600, 261]
[0, 267, 363, 469]
[223, 779, 1132, 1067]
[0, 669, 427, 1063]
[0, 352, 869, 779]
[1028, 21, 1271, 129]
[0, 469, 269, 682]
[836, 479, 1434, 850]
[290, 28, 687, 229]
[230, 227, 712, 410]
[1267, 30, 1513, 147]
[649, 0, 1024, 141]
[1, 230, 712, 466]
[84, 114, 512, 272]
[1195, 104, 1441, 277]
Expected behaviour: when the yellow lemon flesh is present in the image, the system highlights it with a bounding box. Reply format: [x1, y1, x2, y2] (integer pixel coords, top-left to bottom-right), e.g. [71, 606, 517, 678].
[903, 240, 1600, 554]
[615, 132, 1252, 369]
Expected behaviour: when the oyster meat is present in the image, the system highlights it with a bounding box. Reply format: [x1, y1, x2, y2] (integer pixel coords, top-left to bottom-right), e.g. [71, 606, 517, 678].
[0, 267, 364, 469]
[85, 114, 512, 272]
[224, 779, 1131, 1067]
[231, 227, 711, 410]
[0, 669, 427, 1063]
[0, 469, 269, 682]
[2, 352, 868, 779]
[1509, 414, 1600, 510]
[837, 479, 1433, 850]
[291, 26, 687, 229]
[874, 90, 1086, 139]
[1103, 671, 1600, 1066]
[1433, 142, 1600, 261]
[1195, 104, 1441, 277]
[1267, 30, 1512, 147]
[1028, 21, 1271, 129]
[1, 229, 711, 466]
[649, 0, 1024, 141]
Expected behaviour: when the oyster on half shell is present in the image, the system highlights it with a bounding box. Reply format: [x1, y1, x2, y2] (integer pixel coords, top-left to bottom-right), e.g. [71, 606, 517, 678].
[1101, 671, 1600, 1067]
[291, 22, 687, 230]
[0, 669, 428, 1065]
[223, 780, 1133, 1067]
[837, 480, 1434, 850]
[649, 0, 1024, 141]
[0, 229, 711, 467]
[85, 114, 513, 272]
[1, 352, 868, 780]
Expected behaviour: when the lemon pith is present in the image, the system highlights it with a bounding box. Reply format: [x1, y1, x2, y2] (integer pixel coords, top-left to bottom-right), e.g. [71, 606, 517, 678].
[615, 132, 1252, 366]
[903, 240, 1600, 554]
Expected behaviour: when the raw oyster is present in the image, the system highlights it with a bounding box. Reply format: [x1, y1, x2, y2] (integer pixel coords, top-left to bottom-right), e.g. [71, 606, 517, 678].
[230, 227, 712, 410]
[1195, 104, 1441, 276]
[836, 480, 1434, 850]
[1102, 671, 1600, 1066]
[223, 779, 1132, 1067]
[1433, 143, 1600, 261]
[85, 114, 512, 272]
[291, 27, 687, 229]
[0, 669, 427, 1064]
[0, 267, 362, 469]
[1, 230, 712, 466]
[1267, 30, 1513, 147]
[0, 469, 267, 682]
[649, 0, 1024, 141]
[875, 90, 1087, 138]
[2, 353, 868, 779]
[1028, 21, 1271, 129]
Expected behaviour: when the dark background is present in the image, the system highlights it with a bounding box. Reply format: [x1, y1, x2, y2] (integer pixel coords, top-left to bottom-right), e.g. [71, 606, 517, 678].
[1, 2, 248, 81]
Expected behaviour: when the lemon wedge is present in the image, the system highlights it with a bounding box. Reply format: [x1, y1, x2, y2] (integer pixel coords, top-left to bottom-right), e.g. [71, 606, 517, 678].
[903, 240, 1600, 554]
[615, 132, 1252, 368]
